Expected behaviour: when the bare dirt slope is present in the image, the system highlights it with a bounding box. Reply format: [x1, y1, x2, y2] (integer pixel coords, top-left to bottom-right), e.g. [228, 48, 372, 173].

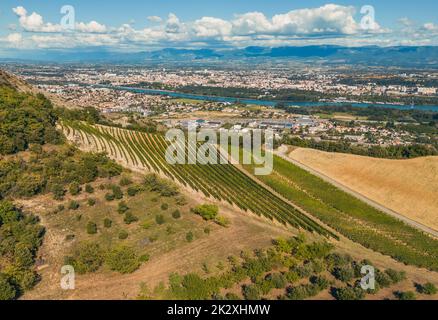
[287, 147, 438, 231]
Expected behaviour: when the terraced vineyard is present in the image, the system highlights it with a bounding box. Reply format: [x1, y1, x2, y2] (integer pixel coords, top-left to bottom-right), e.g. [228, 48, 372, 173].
[60, 121, 335, 237]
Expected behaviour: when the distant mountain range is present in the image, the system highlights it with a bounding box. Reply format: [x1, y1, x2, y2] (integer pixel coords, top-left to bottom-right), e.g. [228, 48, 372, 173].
[1, 45, 438, 67]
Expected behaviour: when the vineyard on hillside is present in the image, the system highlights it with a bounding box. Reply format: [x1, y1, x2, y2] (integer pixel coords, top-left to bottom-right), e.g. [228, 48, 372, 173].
[241, 154, 438, 272]
[60, 121, 335, 238]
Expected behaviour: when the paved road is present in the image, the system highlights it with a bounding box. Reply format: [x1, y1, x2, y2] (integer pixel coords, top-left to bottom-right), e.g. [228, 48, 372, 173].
[275, 147, 438, 238]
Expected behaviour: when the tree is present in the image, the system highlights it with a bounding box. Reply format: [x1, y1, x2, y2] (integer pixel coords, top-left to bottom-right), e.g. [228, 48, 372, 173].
[52, 184, 66, 200]
[68, 201, 80, 210]
[86, 222, 97, 234]
[64, 242, 104, 274]
[0, 274, 16, 300]
[117, 201, 129, 214]
[85, 184, 94, 194]
[417, 283, 437, 295]
[242, 284, 260, 300]
[106, 246, 140, 274]
[395, 291, 416, 300]
[192, 204, 218, 221]
[112, 186, 123, 199]
[124, 212, 139, 225]
[155, 214, 165, 225]
[118, 230, 129, 240]
[172, 210, 181, 219]
[104, 218, 112, 228]
[105, 193, 115, 201]
[186, 231, 194, 243]
[69, 182, 81, 196]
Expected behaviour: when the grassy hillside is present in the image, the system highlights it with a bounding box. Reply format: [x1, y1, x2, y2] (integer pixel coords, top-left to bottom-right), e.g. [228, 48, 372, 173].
[288, 147, 438, 231]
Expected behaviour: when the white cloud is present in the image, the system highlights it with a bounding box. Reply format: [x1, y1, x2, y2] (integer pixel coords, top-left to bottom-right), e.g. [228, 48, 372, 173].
[193, 17, 232, 38]
[13, 6, 63, 32]
[147, 16, 163, 23]
[423, 23, 438, 31]
[8, 4, 438, 50]
[75, 21, 107, 33]
[7, 33, 23, 44]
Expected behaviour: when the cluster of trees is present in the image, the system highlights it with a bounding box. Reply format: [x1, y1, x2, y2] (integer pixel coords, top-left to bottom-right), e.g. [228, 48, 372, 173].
[143, 174, 179, 197]
[0, 145, 122, 200]
[0, 201, 45, 300]
[281, 136, 438, 159]
[139, 235, 414, 301]
[64, 242, 143, 275]
[0, 87, 61, 155]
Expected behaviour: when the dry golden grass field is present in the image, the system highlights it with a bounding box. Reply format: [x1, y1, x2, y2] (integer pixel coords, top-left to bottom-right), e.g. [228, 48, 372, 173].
[287, 147, 438, 232]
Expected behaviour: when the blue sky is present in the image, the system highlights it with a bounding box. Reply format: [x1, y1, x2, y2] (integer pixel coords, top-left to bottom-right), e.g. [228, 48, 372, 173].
[1, 0, 438, 54]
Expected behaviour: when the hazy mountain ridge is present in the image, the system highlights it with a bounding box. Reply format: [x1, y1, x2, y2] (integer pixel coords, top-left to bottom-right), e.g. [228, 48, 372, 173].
[1, 46, 438, 67]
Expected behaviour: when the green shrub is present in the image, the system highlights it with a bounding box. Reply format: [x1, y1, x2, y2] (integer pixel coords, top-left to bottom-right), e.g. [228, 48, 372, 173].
[112, 185, 123, 199]
[124, 212, 139, 225]
[172, 210, 181, 219]
[384, 269, 406, 284]
[192, 204, 218, 220]
[395, 291, 416, 300]
[161, 203, 169, 211]
[64, 242, 104, 274]
[127, 186, 140, 197]
[87, 198, 96, 206]
[0, 274, 17, 300]
[105, 193, 115, 201]
[417, 283, 437, 295]
[375, 270, 392, 288]
[117, 201, 129, 214]
[310, 276, 330, 290]
[69, 182, 81, 196]
[106, 246, 140, 274]
[186, 231, 194, 243]
[242, 284, 260, 300]
[57, 204, 65, 212]
[68, 200, 80, 210]
[104, 218, 112, 228]
[119, 176, 132, 186]
[332, 286, 365, 300]
[155, 214, 165, 225]
[266, 273, 287, 289]
[204, 227, 211, 235]
[214, 216, 230, 227]
[86, 222, 97, 234]
[333, 265, 355, 283]
[52, 184, 66, 200]
[140, 254, 150, 263]
[85, 184, 94, 194]
[118, 230, 129, 240]
[141, 221, 152, 229]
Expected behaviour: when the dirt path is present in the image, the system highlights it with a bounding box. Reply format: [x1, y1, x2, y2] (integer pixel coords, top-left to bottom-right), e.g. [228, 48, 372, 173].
[275, 146, 438, 238]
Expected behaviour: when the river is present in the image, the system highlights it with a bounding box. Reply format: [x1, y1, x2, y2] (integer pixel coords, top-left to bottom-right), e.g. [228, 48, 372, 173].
[106, 85, 438, 112]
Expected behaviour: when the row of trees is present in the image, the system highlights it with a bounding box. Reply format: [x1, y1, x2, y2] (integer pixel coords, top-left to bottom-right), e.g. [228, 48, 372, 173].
[281, 136, 438, 159]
